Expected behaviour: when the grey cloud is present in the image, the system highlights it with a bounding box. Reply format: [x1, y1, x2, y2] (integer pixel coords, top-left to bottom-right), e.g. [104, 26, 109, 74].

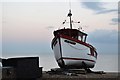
[82, 2, 117, 14]
[82, 2, 105, 11]
[112, 18, 120, 23]
[81, 2, 118, 25]
[96, 9, 118, 14]
[110, 18, 120, 25]
[46, 26, 55, 29]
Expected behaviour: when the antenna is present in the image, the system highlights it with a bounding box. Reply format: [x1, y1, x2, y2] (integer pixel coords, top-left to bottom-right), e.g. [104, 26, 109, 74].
[68, 9, 72, 29]
[69, 0, 71, 10]
[67, 0, 80, 29]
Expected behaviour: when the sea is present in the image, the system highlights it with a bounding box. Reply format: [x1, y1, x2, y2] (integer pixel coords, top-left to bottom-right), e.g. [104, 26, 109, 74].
[0, 54, 118, 79]
[40, 54, 118, 72]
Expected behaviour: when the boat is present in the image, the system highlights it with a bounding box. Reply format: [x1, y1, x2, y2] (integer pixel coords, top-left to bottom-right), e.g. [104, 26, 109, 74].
[51, 9, 98, 69]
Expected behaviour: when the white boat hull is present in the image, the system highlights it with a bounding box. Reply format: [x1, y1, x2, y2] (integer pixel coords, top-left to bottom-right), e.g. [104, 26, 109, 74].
[52, 36, 97, 69]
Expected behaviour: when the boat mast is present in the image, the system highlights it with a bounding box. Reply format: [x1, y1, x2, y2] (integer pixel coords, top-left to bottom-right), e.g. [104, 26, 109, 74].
[68, 9, 72, 29]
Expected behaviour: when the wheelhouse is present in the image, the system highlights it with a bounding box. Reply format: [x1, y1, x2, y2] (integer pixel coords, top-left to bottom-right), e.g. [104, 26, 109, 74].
[54, 28, 88, 42]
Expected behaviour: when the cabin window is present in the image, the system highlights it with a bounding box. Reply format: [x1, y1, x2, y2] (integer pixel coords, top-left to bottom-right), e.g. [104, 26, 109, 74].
[78, 36, 82, 41]
[83, 36, 86, 42]
[78, 32, 87, 42]
[78, 35, 86, 42]
[83, 36, 87, 42]
[72, 35, 78, 39]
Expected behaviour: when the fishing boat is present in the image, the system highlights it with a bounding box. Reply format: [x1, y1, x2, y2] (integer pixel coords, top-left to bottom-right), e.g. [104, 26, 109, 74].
[51, 9, 97, 69]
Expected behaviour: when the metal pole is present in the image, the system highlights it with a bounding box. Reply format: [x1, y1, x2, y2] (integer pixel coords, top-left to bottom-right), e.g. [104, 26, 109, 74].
[68, 10, 72, 29]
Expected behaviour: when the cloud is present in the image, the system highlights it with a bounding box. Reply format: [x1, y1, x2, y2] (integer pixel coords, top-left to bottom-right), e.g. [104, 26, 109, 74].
[111, 18, 120, 23]
[96, 9, 118, 14]
[109, 18, 120, 25]
[82, 2, 105, 11]
[81, 2, 117, 14]
[46, 26, 55, 29]
[81, 2, 118, 25]
[111, 18, 118, 22]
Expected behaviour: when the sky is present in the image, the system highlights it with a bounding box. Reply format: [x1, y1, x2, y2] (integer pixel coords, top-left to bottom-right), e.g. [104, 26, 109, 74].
[0, 0, 119, 72]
